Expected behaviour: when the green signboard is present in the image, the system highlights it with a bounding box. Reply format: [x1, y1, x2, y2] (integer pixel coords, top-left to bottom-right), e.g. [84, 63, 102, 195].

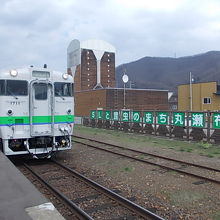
[105, 111, 111, 120]
[112, 111, 119, 121]
[144, 112, 153, 124]
[191, 112, 204, 128]
[97, 110, 103, 120]
[173, 112, 185, 126]
[158, 112, 168, 125]
[121, 111, 130, 122]
[213, 113, 220, 129]
[90, 110, 96, 119]
[132, 111, 141, 123]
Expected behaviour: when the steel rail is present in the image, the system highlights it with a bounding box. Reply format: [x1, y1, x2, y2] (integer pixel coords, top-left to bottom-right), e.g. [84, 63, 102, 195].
[73, 138, 220, 185]
[53, 160, 165, 220]
[73, 135, 220, 173]
[23, 163, 94, 220]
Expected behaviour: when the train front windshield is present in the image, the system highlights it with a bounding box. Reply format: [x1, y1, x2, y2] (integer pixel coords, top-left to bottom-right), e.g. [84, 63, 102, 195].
[54, 82, 73, 97]
[0, 80, 28, 96]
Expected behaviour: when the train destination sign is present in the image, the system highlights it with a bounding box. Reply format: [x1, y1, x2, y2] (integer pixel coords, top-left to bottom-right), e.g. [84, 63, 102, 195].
[158, 112, 168, 125]
[144, 112, 153, 124]
[132, 111, 141, 123]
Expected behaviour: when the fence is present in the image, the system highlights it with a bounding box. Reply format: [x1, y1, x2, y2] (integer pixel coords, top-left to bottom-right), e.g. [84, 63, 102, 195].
[81, 110, 220, 144]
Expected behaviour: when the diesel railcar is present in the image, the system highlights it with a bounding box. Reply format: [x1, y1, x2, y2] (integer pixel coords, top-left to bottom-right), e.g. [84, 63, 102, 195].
[0, 66, 74, 158]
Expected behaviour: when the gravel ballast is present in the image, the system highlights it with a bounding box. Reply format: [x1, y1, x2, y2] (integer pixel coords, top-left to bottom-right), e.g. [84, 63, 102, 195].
[54, 126, 220, 220]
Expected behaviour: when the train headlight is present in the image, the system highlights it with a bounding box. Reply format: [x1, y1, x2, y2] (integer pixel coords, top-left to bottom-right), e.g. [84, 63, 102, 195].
[62, 73, 68, 80]
[67, 109, 71, 114]
[10, 69, 18, 77]
[8, 109, 13, 115]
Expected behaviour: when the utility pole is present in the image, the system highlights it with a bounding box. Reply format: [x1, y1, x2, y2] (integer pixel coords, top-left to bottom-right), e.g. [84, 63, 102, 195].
[189, 72, 193, 111]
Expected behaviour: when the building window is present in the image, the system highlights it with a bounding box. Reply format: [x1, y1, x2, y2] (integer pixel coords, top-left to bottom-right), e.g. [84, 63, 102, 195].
[203, 97, 211, 104]
[172, 105, 177, 110]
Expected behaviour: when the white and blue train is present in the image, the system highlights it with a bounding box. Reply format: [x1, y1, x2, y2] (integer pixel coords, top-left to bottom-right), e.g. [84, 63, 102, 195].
[0, 66, 74, 158]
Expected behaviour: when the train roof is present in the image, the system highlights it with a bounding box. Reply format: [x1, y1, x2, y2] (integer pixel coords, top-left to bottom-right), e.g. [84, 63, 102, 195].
[0, 66, 73, 82]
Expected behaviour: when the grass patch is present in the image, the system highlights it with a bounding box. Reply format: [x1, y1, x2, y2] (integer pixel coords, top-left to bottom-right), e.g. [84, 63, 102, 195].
[123, 167, 134, 172]
[212, 211, 220, 220]
[138, 155, 145, 160]
[179, 147, 185, 152]
[169, 190, 207, 208]
[74, 125, 220, 158]
[197, 141, 212, 149]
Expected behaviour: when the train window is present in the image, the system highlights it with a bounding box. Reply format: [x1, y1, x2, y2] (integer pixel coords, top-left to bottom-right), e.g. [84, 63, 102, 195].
[0, 80, 5, 95]
[54, 83, 73, 97]
[6, 80, 28, 96]
[34, 83, 47, 100]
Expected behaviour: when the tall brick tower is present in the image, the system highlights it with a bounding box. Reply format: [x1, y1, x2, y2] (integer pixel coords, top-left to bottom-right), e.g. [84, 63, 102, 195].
[67, 39, 116, 92]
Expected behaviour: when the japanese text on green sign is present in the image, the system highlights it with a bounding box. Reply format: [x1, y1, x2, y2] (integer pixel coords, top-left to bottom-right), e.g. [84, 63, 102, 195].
[97, 110, 103, 120]
[191, 113, 204, 128]
[213, 113, 220, 129]
[122, 111, 130, 122]
[132, 111, 141, 123]
[173, 112, 185, 126]
[158, 112, 168, 125]
[113, 111, 119, 121]
[90, 110, 96, 119]
[144, 112, 153, 124]
[105, 111, 111, 120]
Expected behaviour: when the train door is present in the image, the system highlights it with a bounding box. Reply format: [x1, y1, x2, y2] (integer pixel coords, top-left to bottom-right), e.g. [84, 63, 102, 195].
[30, 81, 54, 136]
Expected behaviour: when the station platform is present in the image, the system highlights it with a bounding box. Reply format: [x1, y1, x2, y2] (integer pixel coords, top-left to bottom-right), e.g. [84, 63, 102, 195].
[0, 152, 64, 220]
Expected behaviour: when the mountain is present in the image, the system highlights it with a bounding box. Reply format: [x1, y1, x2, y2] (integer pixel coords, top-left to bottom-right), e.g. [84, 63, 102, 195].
[116, 51, 220, 92]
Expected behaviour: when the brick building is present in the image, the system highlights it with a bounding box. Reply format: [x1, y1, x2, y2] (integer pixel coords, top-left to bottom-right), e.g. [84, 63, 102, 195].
[67, 39, 116, 91]
[67, 39, 168, 116]
[75, 88, 168, 116]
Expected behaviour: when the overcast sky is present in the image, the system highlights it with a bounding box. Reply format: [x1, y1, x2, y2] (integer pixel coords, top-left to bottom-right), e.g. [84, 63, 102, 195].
[1, 0, 220, 72]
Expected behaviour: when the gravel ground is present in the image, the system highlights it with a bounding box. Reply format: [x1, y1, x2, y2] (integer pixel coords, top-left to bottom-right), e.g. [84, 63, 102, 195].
[55, 126, 220, 220]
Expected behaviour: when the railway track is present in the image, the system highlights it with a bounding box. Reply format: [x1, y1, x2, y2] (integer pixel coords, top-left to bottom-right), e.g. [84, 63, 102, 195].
[73, 135, 220, 185]
[19, 160, 165, 220]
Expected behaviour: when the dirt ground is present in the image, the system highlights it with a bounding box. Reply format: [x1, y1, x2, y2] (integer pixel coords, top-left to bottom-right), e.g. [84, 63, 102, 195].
[56, 126, 220, 220]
